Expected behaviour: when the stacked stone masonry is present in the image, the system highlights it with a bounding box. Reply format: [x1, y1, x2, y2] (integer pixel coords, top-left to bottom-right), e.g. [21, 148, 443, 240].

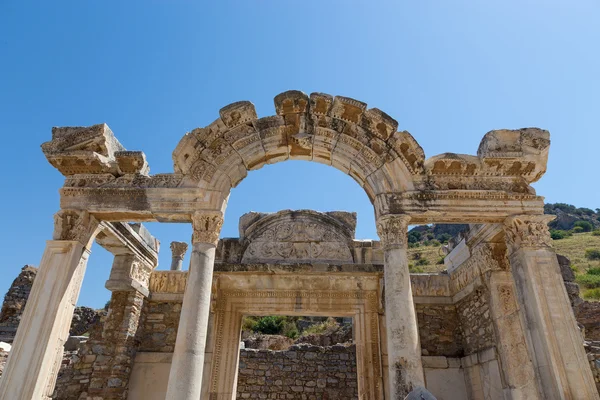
[416, 304, 463, 357]
[456, 288, 494, 356]
[236, 344, 358, 400]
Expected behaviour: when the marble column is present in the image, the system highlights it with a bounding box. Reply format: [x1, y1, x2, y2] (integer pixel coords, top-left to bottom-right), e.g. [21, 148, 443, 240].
[0, 210, 100, 400]
[377, 214, 425, 399]
[165, 211, 223, 400]
[170, 241, 188, 271]
[505, 215, 599, 400]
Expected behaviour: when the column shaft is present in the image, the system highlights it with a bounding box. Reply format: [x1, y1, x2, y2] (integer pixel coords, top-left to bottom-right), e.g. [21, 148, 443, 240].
[166, 211, 223, 400]
[377, 215, 425, 399]
[505, 215, 599, 400]
[0, 241, 90, 400]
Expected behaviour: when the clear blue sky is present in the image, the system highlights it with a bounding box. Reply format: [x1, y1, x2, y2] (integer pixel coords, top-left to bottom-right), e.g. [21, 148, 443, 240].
[1, 1, 598, 308]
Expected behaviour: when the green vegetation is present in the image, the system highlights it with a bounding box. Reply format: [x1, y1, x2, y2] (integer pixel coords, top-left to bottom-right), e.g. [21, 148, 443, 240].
[582, 288, 600, 300]
[301, 317, 337, 336]
[576, 274, 600, 288]
[585, 249, 600, 260]
[574, 220, 594, 232]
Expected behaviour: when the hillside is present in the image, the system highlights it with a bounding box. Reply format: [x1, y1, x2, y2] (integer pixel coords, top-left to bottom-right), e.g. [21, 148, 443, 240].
[406, 203, 600, 300]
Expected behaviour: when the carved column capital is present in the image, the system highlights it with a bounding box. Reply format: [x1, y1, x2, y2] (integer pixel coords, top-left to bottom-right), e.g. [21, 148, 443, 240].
[504, 214, 555, 253]
[170, 241, 189, 259]
[53, 210, 101, 247]
[376, 214, 411, 250]
[191, 211, 224, 246]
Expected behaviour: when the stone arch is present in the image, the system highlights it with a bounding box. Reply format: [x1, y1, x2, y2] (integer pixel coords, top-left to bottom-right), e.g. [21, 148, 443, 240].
[172, 90, 425, 203]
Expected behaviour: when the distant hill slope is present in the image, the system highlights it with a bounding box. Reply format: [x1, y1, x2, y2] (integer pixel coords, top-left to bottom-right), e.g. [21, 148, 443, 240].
[406, 203, 600, 299]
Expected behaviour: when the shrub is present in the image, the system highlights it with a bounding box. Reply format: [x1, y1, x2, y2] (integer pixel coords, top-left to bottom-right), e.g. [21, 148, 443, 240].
[253, 316, 285, 335]
[282, 321, 299, 339]
[437, 257, 445, 265]
[438, 233, 452, 244]
[412, 252, 422, 260]
[588, 267, 600, 276]
[242, 316, 258, 332]
[585, 249, 600, 261]
[592, 230, 600, 236]
[582, 288, 600, 300]
[416, 258, 429, 266]
[408, 231, 422, 244]
[550, 230, 568, 240]
[430, 240, 441, 246]
[572, 226, 585, 233]
[576, 274, 600, 288]
[423, 240, 431, 246]
[574, 220, 593, 232]
[409, 265, 424, 273]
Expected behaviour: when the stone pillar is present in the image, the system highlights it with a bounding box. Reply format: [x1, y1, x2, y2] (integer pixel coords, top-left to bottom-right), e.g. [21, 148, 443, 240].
[377, 214, 425, 399]
[170, 241, 188, 271]
[166, 211, 223, 400]
[86, 254, 155, 399]
[0, 210, 100, 400]
[482, 244, 541, 400]
[504, 215, 599, 400]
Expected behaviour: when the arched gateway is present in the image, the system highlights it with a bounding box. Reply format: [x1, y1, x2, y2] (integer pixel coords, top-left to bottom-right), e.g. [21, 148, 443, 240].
[0, 91, 597, 400]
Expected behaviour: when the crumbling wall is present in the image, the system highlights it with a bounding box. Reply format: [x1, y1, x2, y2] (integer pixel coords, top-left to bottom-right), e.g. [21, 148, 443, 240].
[236, 344, 358, 399]
[0, 265, 37, 342]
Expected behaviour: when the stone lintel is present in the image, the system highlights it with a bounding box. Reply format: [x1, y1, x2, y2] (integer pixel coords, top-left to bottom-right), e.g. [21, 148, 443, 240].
[96, 222, 159, 266]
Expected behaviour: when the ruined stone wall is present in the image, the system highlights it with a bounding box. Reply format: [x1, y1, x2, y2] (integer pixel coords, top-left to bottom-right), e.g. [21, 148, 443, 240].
[0, 265, 37, 342]
[236, 344, 358, 400]
[416, 303, 464, 357]
[456, 288, 494, 355]
[138, 301, 181, 352]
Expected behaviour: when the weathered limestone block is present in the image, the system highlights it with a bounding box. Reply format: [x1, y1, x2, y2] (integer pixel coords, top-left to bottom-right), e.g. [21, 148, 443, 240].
[0, 265, 37, 342]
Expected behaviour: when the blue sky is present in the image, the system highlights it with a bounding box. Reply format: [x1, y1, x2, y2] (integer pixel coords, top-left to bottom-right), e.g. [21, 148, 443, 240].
[1, 1, 599, 308]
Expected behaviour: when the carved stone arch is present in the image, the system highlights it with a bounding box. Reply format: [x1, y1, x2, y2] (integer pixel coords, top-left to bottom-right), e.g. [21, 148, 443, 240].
[172, 90, 425, 203]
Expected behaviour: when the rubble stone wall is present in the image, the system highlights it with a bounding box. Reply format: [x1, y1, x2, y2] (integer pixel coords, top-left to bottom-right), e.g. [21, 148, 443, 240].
[236, 344, 358, 400]
[0, 265, 37, 342]
[456, 287, 494, 355]
[416, 303, 464, 357]
[138, 301, 182, 352]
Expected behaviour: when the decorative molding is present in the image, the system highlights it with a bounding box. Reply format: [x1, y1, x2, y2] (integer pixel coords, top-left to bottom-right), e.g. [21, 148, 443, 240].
[191, 212, 224, 245]
[53, 210, 100, 246]
[504, 215, 554, 252]
[376, 214, 410, 250]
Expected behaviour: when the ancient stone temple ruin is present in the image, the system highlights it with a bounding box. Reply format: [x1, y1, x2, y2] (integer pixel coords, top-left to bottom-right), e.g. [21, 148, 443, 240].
[0, 90, 598, 399]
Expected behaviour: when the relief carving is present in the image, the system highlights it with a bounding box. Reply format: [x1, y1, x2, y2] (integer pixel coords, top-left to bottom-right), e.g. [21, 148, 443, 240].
[53, 210, 100, 246]
[240, 211, 354, 263]
[504, 215, 554, 252]
[376, 214, 410, 250]
[191, 211, 224, 245]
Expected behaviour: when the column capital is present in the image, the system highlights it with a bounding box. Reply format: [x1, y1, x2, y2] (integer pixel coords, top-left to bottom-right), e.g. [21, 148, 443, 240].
[504, 214, 555, 252]
[191, 211, 224, 246]
[376, 214, 411, 250]
[170, 241, 189, 259]
[53, 210, 101, 248]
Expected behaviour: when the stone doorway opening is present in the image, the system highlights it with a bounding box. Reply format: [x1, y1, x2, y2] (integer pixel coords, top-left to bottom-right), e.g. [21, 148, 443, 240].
[235, 315, 358, 399]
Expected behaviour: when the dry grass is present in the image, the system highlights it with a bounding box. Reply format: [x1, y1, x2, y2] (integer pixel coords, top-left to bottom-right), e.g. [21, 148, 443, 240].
[552, 232, 600, 274]
[407, 245, 447, 273]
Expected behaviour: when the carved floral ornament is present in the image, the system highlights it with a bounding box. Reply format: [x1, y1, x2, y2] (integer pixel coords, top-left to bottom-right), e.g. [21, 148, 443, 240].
[53, 210, 101, 246]
[191, 211, 224, 245]
[376, 214, 411, 250]
[504, 214, 555, 252]
[170, 241, 189, 259]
